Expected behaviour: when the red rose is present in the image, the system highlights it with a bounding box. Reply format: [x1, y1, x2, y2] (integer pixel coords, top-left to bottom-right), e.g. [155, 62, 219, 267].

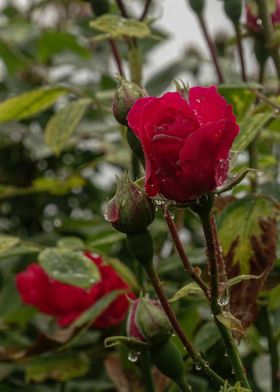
[127, 86, 239, 203]
[246, 0, 280, 32]
[16, 252, 134, 328]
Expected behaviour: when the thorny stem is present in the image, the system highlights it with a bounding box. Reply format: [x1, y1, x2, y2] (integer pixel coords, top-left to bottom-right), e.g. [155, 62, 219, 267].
[199, 211, 252, 390]
[197, 14, 225, 83]
[234, 23, 247, 82]
[108, 39, 125, 77]
[144, 262, 226, 388]
[115, 0, 128, 18]
[140, 0, 152, 21]
[256, 0, 280, 83]
[163, 207, 209, 298]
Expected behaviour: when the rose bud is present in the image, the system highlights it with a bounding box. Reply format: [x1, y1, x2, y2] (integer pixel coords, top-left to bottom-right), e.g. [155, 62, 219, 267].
[112, 76, 147, 126]
[86, 0, 110, 16]
[224, 0, 242, 24]
[246, 0, 280, 33]
[127, 298, 172, 345]
[127, 86, 239, 204]
[127, 298, 191, 391]
[16, 252, 134, 328]
[104, 173, 155, 235]
[188, 0, 205, 15]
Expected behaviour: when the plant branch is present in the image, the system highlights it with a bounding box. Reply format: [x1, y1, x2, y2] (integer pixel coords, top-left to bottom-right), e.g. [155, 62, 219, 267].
[140, 0, 152, 21]
[144, 263, 226, 387]
[108, 39, 125, 77]
[199, 211, 252, 390]
[197, 15, 225, 83]
[234, 23, 247, 82]
[256, 0, 280, 82]
[163, 207, 209, 298]
[115, 0, 128, 18]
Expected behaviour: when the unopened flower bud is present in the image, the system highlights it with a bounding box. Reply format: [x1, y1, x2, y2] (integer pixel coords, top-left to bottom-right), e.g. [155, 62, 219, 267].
[188, 0, 205, 15]
[104, 174, 155, 235]
[224, 0, 242, 24]
[127, 298, 172, 346]
[127, 298, 190, 391]
[86, 0, 109, 16]
[113, 76, 147, 126]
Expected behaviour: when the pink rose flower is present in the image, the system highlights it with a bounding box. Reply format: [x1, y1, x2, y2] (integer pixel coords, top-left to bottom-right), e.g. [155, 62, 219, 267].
[127, 86, 239, 203]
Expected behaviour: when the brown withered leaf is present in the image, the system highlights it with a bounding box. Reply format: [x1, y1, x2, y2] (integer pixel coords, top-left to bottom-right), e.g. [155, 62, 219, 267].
[218, 196, 279, 334]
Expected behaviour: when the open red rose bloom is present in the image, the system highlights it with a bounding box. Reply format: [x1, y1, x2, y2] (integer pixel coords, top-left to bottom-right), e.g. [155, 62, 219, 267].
[16, 252, 134, 328]
[127, 86, 239, 203]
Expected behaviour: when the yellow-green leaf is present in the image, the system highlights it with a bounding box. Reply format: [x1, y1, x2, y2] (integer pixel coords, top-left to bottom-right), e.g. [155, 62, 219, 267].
[0, 86, 69, 123]
[45, 98, 92, 156]
[169, 282, 205, 303]
[38, 248, 101, 289]
[90, 14, 150, 39]
[233, 111, 273, 152]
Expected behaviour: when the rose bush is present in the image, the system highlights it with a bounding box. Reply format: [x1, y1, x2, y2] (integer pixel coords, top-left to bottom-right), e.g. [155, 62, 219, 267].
[246, 0, 280, 32]
[127, 86, 239, 203]
[16, 252, 134, 328]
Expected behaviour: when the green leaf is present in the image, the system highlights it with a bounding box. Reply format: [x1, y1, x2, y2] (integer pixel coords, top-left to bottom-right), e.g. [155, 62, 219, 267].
[0, 235, 20, 253]
[225, 273, 264, 290]
[104, 257, 139, 291]
[57, 237, 85, 251]
[32, 175, 85, 195]
[25, 353, 89, 383]
[233, 111, 273, 152]
[0, 39, 29, 74]
[37, 31, 91, 63]
[169, 282, 205, 303]
[0, 86, 69, 124]
[90, 14, 150, 39]
[218, 84, 258, 120]
[194, 322, 220, 354]
[45, 98, 92, 156]
[72, 289, 125, 328]
[38, 248, 101, 289]
[268, 284, 280, 310]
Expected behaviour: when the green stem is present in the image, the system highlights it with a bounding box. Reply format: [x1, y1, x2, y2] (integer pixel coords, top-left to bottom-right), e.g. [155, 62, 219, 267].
[199, 211, 252, 390]
[197, 14, 225, 83]
[144, 262, 226, 388]
[163, 207, 209, 298]
[256, 0, 280, 83]
[259, 306, 280, 392]
[139, 351, 155, 392]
